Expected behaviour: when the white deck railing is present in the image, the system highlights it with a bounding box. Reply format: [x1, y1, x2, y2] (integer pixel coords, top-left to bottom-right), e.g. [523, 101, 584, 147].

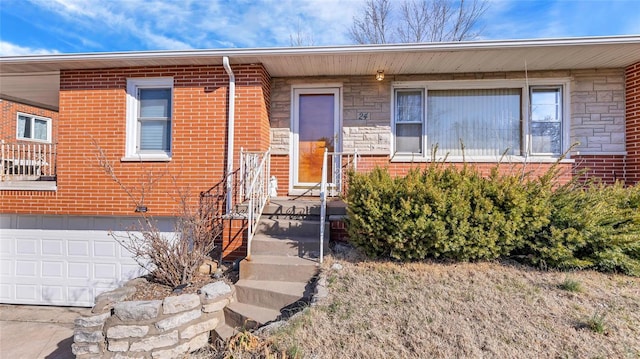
[319, 149, 358, 263]
[1, 141, 56, 182]
[241, 148, 271, 260]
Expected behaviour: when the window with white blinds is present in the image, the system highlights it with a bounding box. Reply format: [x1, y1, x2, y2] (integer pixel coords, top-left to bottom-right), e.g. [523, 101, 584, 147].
[426, 89, 521, 156]
[125, 78, 173, 160]
[392, 81, 567, 159]
[138, 88, 171, 152]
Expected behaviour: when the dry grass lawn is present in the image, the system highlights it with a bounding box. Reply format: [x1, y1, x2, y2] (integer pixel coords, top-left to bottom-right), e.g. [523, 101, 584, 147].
[265, 251, 640, 359]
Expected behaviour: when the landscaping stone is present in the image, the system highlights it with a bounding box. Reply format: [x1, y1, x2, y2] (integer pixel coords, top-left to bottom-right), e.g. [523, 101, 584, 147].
[155, 309, 202, 331]
[107, 339, 130, 352]
[107, 325, 150, 339]
[114, 300, 162, 321]
[74, 329, 104, 343]
[150, 333, 209, 359]
[181, 317, 219, 339]
[93, 286, 137, 313]
[129, 331, 179, 352]
[113, 353, 145, 359]
[71, 342, 101, 355]
[75, 311, 111, 328]
[203, 297, 229, 313]
[163, 293, 200, 314]
[200, 281, 231, 300]
[74, 278, 233, 357]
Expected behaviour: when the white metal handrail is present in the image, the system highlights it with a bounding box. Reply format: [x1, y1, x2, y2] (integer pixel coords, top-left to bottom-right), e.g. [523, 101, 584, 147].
[244, 148, 271, 260]
[1, 141, 56, 182]
[319, 149, 358, 263]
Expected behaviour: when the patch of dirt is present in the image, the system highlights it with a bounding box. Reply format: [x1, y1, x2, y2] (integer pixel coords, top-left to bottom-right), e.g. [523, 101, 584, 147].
[129, 263, 239, 301]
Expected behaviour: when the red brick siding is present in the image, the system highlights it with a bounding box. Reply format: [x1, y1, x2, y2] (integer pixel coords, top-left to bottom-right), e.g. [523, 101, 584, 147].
[1, 98, 58, 143]
[220, 218, 247, 260]
[572, 155, 626, 184]
[0, 65, 271, 217]
[270, 154, 290, 196]
[626, 62, 640, 185]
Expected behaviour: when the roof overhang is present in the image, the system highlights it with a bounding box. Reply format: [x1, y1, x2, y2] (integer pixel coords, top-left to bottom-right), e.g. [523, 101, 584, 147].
[2, 35, 640, 110]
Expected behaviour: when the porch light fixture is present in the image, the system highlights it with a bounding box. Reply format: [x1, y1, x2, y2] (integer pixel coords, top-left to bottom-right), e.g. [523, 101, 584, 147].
[376, 70, 384, 81]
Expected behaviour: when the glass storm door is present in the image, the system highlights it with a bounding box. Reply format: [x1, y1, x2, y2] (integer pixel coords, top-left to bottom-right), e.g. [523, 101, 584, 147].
[292, 87, 340, 190]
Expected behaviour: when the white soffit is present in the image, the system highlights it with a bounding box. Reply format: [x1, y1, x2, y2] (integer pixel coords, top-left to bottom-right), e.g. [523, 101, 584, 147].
[0, 36, 639, 109]
[0, 72, 59, 110]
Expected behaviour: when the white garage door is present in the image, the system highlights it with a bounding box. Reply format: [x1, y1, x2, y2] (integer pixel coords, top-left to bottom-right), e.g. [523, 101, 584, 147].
[0, 229, 145, 307]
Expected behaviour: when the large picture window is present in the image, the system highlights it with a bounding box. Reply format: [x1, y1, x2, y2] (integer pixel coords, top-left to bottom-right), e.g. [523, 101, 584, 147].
[427, 89, 521, 156]
[125, 78, 173, 161]
[392, 80, 568, 159]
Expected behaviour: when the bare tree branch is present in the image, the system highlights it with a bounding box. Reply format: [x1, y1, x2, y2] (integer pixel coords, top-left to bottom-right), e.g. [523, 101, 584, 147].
[348, 0, 393, 44]
[290, 18, 316, 46]
[351, 0, 488, 44]
[92, 140, 219, 287]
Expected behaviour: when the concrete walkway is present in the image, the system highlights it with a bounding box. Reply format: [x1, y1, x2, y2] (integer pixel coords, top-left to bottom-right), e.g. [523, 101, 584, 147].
[0, 304, 91, 359]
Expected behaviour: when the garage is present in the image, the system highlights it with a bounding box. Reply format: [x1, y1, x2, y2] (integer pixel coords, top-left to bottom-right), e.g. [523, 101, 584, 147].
[0, 215, 165, 307]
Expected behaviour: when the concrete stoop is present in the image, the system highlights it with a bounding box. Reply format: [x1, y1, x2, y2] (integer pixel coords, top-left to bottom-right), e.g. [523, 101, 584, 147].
[223, 198, 333, 333]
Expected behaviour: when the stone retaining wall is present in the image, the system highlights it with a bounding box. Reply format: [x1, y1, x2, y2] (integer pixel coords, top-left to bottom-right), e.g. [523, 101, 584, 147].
[72, 279, 234, 359]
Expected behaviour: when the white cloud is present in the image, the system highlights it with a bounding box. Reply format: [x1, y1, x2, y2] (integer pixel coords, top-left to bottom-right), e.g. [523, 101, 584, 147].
[0, 41, 59, 56]
[24, 0, 363, 50]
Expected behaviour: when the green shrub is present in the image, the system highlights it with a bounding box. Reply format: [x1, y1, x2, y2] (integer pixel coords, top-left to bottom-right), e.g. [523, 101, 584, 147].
[346, 163, 640, 276]
[521, 182, 640, 276]
[346, 165, 550, 261]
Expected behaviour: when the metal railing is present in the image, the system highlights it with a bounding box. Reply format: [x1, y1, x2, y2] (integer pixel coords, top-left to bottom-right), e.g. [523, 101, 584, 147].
[1, 141, 57, 182]
[319, 149, 358, 263]
[199, 148, 271, 260]
[200, 169, 241, 259]
[242, 148, 271, 260]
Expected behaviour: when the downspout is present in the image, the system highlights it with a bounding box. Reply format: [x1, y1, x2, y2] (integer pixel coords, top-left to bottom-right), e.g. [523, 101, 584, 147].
[223, 56, 235, 215]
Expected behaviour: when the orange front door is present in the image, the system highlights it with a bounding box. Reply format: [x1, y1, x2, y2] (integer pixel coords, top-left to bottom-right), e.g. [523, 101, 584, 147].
[293, 88, 339, 189]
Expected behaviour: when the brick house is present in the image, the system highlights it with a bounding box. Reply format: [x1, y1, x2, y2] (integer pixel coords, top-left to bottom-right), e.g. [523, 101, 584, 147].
[1, 36, 639, 306]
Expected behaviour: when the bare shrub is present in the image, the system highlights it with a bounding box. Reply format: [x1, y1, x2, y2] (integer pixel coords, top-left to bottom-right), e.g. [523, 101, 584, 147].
[93, 139, 219, 287]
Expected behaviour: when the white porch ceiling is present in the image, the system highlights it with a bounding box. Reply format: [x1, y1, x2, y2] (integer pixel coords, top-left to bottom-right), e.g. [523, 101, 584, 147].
[2, 36, 640, 110]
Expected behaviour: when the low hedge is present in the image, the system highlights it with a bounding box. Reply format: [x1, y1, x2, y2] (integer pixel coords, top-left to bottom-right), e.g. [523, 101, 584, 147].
[345, 165, 640, 276]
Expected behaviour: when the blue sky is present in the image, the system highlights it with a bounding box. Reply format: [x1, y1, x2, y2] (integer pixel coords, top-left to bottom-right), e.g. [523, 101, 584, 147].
[1, 0, 639, 55]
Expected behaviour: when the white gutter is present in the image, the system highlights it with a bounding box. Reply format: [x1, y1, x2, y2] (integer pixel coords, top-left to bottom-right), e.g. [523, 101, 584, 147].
[3, 35, 640, 63]
[223, 56, 235, 215]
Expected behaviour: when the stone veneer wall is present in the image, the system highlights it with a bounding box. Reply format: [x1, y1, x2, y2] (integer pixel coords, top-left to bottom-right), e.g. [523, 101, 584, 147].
[269, 69, 627, 190]
[72, 279, 234, 359]
[270, 69, 626, 157]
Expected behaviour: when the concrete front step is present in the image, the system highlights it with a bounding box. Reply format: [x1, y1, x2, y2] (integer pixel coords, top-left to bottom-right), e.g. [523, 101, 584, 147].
[240, 254, 319, 281]
[263, 197, 347, 218]
[235, 279, 311, 311]
[225, 302, 281, 330]
[251, 233, 329, 257]
[256, 218, 329, 238]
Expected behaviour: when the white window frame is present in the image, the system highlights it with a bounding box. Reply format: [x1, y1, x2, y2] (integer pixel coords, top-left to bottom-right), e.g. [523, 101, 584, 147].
[528, 85, 565, 157]
[123, 77, 174, 162]
[390, 78, 571, 162]
[394, 88, 425, 155]
[16, 112, 52, 143]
